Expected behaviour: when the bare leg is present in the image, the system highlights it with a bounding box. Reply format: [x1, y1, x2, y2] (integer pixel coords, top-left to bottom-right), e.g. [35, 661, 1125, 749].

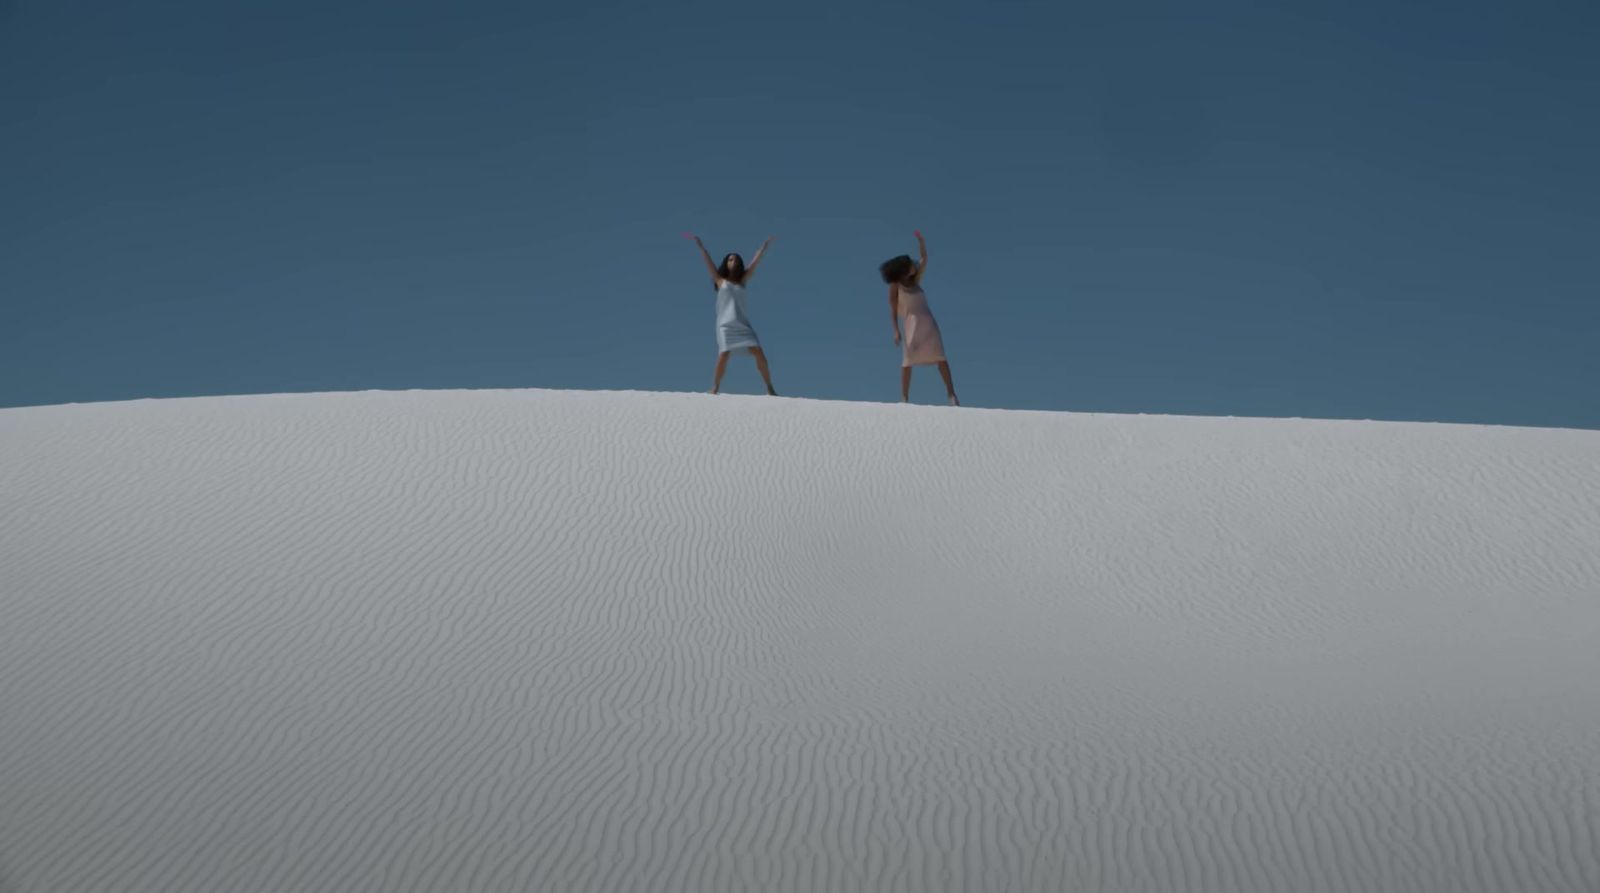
[750, 347, 777, 396]
[900, 366, 912, 403]
[711, 352, 731, 394]
[937, 361, 959, 405]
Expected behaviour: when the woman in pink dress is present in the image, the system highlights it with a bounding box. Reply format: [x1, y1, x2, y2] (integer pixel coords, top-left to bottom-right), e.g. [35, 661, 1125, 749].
[880, 231, 959, 405]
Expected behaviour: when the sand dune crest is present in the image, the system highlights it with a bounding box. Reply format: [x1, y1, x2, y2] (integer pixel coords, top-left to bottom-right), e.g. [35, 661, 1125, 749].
[1, 389, 1597, 892]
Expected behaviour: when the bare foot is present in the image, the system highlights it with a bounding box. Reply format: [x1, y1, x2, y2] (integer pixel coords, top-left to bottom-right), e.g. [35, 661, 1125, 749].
[948, 394, 960, 406]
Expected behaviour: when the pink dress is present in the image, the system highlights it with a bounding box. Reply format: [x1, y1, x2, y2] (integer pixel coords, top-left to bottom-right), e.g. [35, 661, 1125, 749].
[897, 284, 947, 367]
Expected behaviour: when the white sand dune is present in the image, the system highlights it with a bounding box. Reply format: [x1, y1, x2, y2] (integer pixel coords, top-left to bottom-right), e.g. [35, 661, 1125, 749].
[1, 389, 1598, 892]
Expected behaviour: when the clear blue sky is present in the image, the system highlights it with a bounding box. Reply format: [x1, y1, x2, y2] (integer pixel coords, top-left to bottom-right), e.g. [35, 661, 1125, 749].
[3, 0, 1596, 426]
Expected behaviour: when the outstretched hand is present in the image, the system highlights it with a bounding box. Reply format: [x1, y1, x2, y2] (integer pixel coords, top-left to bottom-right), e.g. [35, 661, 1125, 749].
[750, 236, 775, 261]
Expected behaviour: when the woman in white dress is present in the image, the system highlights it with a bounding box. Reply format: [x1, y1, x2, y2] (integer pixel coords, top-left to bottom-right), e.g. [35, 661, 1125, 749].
[881, 231, 959, 405]
[690, 234, 778, 396]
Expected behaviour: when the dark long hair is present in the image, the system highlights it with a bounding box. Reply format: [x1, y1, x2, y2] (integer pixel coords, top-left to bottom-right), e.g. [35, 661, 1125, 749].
[879, 254, 916, 285]
[718, 253, 747, 285]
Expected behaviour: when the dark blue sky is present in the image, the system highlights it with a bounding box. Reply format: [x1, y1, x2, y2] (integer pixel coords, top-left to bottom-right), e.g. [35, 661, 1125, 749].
[3, 0, 1597, 426]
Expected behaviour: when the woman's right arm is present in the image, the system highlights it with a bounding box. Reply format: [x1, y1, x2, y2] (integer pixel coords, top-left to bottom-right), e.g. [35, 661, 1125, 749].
[889, 283, 902, 344]
[689, 235, 721, 286]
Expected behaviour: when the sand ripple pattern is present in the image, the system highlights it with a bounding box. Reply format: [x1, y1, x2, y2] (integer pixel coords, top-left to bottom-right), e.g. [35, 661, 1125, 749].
[1, 390, 1598, 892]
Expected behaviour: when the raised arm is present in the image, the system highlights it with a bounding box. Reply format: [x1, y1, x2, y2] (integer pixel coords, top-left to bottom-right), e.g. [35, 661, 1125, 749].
[689, 235, 721, 285]
[913, 230, 929, 281]
[743, 237, 776, 281]
[889, 282, 903, 345]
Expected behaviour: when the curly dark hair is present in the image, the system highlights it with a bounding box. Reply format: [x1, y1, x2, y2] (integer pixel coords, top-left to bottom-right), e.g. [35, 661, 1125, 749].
[879, 254, 917, 284]
[718, 253, 747, 284]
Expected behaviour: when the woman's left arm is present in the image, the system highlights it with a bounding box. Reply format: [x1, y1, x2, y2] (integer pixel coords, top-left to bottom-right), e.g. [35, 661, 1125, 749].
[743, 237, 776, 281]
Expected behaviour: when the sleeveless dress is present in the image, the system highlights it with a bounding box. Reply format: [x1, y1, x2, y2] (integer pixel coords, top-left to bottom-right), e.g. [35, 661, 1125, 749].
[897, 283, 947, 367]
[715, 280, 760, 352]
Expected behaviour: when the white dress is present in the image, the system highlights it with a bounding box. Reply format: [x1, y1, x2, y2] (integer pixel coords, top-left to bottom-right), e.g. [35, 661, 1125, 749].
[715, 280, 760, 352]
[897, 283, 947, 367]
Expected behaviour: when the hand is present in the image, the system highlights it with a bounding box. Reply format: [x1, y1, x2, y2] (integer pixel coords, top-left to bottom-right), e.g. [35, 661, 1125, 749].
[893, 332, 902, 346]
[913, 230, 923, 240]
[684, 232, 700, 243]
